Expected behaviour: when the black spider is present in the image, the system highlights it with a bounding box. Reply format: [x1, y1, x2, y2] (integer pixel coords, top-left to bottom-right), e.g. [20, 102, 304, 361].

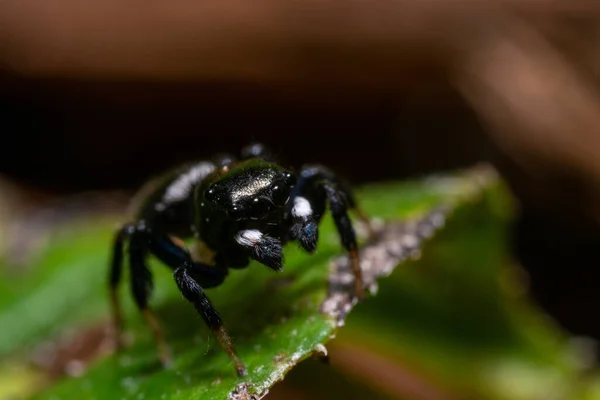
[109, 143, 371, 377]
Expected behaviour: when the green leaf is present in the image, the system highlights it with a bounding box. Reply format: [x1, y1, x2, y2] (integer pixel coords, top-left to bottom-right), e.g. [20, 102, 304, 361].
[0, 165, 597, 400]
[325, 179, 598, 400]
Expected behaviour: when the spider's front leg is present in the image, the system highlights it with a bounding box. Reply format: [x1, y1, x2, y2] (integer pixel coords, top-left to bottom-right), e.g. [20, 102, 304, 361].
[288, 165, 371, 300]
[148, 233, 246, 376]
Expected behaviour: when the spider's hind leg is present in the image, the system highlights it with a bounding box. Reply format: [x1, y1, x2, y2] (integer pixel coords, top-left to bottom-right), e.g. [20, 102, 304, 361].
[108, 223, 136, 349]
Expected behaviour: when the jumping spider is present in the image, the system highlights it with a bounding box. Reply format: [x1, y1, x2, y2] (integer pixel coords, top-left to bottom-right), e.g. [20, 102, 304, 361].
[109, 143, 371, 376]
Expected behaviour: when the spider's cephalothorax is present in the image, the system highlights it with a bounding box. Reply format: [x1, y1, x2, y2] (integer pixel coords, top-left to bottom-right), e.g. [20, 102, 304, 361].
[109, 143, 371, 376]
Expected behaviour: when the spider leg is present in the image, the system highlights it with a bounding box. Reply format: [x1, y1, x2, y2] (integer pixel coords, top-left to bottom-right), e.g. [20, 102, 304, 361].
[108, 223, 136, 349]
[127, 226, 172, 366]
[148, 233, 228, 288]
[147, 233, 245, 376]
[234, 229, 283, 271]
[291, 165, 367, 300]
[297, 165, 372, 231]
[322, 182, 365, 300]
[173, 266, 246, 376]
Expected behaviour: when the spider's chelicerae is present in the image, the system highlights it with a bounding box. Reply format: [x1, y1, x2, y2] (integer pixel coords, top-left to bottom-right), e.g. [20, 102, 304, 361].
[109, 143, 371, 376]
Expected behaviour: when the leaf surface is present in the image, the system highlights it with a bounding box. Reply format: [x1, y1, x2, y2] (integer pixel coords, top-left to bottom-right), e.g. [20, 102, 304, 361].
[0, 165, 597, 400]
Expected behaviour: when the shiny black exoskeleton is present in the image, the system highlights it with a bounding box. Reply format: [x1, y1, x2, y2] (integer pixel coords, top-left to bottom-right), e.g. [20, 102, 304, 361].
[109, 143, 369, 376]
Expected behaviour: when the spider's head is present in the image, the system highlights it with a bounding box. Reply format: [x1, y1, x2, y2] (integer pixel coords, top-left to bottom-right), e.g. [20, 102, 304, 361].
[204, 160, 295, 221]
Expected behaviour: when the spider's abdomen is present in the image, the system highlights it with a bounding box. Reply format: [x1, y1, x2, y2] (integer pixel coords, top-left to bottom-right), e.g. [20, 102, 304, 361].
[132, 161, 217, 237]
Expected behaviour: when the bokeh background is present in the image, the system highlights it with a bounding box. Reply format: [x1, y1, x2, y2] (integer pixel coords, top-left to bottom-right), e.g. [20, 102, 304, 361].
[1, 1, 600, 398]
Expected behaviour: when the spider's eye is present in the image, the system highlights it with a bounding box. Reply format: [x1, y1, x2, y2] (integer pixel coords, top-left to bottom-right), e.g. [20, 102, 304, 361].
[228, 205, 244, 221]
[250, 197, 273, 218]
[283, 173, 296, 186]
[271, 185, 289, 205]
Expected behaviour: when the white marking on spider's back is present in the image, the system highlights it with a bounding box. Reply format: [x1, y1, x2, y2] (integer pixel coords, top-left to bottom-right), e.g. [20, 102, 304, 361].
[292, 196, 312, 218]
[235, 229, 263, 247]
[163, 162, 215, 203]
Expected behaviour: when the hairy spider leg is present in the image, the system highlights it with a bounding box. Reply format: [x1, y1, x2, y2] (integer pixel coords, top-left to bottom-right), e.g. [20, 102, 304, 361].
[173, 267, 246, 377]
[306, 165, 373, 236]
[146, 233, 247, 377]
[127, 225, 172, 366]
[322, 182, 365, 300]
[109, 223, 136, 349]
[290, 165, 368, 300]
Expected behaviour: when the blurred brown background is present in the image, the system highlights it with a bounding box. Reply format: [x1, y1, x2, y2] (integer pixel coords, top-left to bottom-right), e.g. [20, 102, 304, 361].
[1, 0, 600, 347]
